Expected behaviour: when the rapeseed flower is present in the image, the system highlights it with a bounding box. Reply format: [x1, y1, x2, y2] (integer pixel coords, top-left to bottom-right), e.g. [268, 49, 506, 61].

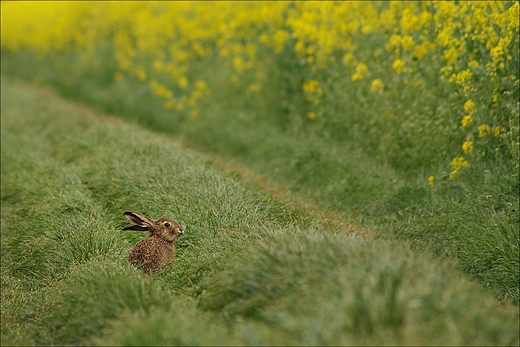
[451, 70, 473, 91]
[342, 53, 356, 67]
[303, 79, 323, 105]
[461, 115, 473, 127]
[370, 78, 384, 94]
[302, 80, 322, 94]
[428, 175, 435, 187]
[462, 141, 473, 154]
[351, 63, 368, 81]
[153, 60, 163, 71]
[443, 46, 459, 65]
[164, 100, 175, 110]
[194, 80, 207, 91]
[401, 35, 414, 51]
[392, 59, 405, 74]
[450, 156, 470, 179]
[463, 100, 477, 114]
[468, 60, 479, 68]
[412, 43, 429, 59]
[493, 126, 504, 137]
[178, 76, 188, 89]
[478, 124, 491, 137]
[388, 34, 401, 48]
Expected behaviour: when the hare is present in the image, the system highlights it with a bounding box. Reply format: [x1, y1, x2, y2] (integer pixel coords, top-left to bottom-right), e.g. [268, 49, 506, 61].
[123, 211, 184, 274]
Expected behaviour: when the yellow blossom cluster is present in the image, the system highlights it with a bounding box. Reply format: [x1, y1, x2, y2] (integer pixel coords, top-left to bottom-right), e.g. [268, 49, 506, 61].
[461, 100, 477, 127]
[1, 1, 517, 185]
[449, 157, 471, 179]
[2, 2, 515, 108]
[369, 79, 385, 95]
[302, 80, 323, 105]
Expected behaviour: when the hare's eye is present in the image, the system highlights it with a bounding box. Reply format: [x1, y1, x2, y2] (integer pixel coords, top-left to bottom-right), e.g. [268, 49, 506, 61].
[164, 222, 171, 228]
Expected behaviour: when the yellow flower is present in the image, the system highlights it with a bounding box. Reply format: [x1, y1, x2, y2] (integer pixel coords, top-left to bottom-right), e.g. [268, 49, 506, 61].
[401, 35, 414, 51]
[428, 175, 435, 187]
[449, 156, 470, 179]
[463, 100, 477, 114]
[307, 111, 316, 120]
[461, 115, 473, 127]
[178, 76, 188, 89]
[478, 124, 490, 137]
[342, 53, 356, 67]
[388, 34, 401, 49]
[302, 80, 322, 94]
[412, 44, 428, 60]
[508, 2, 519, 29]
[462, 140, 473, 154]
[233, 56, 244, 73]
[194, 80, 207, 91]
[443, 46, 459, 64]
[164, 99, 175, 110]
[493, 125, 504, 137]
[153, 60, 163, 71]
[468, 60, 479, 68]
[450, 70, 473, 90]
[400, 8, 419, 34]
[490, 43, 505, 63]
[370, 78, 384, 94]
[272, 29, 289, 53]
[351, 63, 368, 81]
[303, 80, 322, 105]
[392, 59, 405, 74]
[155, 85, 167, 97]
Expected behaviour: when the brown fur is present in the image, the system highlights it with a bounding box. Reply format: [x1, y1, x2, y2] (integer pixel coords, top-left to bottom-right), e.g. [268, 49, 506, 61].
[123, 212, 184, 274]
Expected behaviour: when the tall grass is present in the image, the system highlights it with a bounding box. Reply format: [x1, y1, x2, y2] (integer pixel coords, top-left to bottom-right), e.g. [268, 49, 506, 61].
[1, 78, 518, 345]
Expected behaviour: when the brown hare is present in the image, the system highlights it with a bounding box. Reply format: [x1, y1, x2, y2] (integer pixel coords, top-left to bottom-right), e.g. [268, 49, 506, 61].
[123, 211, 184, 274]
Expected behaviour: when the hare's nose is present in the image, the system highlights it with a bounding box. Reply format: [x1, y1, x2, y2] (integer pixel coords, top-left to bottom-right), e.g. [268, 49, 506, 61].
[179, 228, 184, 235]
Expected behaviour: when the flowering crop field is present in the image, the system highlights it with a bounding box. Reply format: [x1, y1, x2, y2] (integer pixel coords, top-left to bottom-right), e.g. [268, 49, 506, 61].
[2, 1, 518, 180]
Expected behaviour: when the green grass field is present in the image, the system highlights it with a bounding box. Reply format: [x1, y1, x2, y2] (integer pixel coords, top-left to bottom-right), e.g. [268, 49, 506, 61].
[1, 77, 519, 345]
[1, 3, 519, 344]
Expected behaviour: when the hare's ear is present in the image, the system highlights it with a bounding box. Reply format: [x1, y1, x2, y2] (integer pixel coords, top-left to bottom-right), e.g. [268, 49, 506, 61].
[123, 212, 153, 231]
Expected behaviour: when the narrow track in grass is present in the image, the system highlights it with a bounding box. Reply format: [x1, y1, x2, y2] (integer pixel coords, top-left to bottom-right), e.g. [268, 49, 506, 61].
[206, 157, 371, 237]
[26, 79, 370, 239]
[3, 77, 519, 346]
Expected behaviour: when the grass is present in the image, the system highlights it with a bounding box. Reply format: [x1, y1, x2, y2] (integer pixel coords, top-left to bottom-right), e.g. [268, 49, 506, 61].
[1, 76, 519, 345]
[3, 46, 517, 308]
